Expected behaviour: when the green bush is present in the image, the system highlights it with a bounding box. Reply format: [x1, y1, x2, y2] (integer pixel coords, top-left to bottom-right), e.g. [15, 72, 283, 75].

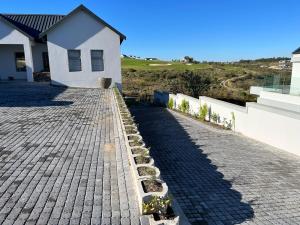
[211, 112, 219, 123]
[180, 99, 189, 113]
[142, 196, 172, 216]
[199, 103, 208, 121]
[222, 118, 232, 130]
[168, 98, 174, 109]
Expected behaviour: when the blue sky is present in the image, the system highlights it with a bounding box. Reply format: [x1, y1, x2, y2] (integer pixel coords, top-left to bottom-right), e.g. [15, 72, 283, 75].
[1, 0, 300, 61]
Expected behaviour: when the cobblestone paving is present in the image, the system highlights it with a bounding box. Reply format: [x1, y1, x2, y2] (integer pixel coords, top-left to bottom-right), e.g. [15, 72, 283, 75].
[0, 82, 139, 225]
[131, 106, 300, 225]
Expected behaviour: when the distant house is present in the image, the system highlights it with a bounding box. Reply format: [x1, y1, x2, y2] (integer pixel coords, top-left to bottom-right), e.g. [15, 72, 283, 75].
[0, 4, 126, 88]
[121, 54, 129, 58]
[145, 58, 158, 61]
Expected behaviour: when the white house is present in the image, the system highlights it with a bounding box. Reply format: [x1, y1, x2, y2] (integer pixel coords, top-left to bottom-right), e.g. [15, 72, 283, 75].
[290, 48, 300, 95]
[0, 4, 126, 88]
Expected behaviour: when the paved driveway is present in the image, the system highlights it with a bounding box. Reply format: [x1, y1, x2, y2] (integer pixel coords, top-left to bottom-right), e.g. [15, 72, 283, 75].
[131, 106, 300, 225]
[0, 82, 139, 225]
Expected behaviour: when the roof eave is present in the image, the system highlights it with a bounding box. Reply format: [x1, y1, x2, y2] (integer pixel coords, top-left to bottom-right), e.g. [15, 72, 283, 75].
[39, 4, 126, 43]
[293, 47, 300, 54]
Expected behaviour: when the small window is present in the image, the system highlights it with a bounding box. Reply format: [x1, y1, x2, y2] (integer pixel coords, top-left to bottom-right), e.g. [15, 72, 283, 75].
[15, 52, 26, 72]
[91, 50, 104, 72]
[68, 50, 81, 72]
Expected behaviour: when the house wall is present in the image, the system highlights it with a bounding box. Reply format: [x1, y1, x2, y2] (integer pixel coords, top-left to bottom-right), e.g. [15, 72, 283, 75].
[291, 54, 300, 95]
[154, 91, 300, 156]
[0, 19, 34, 81]
[32, 43, 48, 72]
[47, 10, 121, 88]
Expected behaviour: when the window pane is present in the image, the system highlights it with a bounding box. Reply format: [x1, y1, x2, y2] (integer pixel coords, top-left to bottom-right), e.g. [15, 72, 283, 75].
[15, 52, 26, 72]
[42, 52, 49, 71]
[68, 50, 81, 72]
[91, 50, 104, 72]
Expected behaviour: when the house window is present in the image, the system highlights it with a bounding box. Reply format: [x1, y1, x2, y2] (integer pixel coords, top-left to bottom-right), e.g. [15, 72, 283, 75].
[15, 52, 26, 72]
[68, 50, 81, 72]
[91, 50, 104, 71]
[42, 52, 50, 72]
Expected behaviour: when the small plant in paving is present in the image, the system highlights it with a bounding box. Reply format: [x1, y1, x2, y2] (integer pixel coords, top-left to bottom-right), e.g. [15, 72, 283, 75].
[129, 139, 144, 147]
[132, 147, 149, 155]
[138, 167, 156, 176]
[125, 126, 137, 134]
[199, 103, 208, 121]
[134, 156, 150, 164]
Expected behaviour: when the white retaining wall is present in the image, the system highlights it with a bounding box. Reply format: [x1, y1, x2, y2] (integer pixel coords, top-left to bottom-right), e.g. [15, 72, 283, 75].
[199, 96, 248, 133]
[154, 91, 300, 156]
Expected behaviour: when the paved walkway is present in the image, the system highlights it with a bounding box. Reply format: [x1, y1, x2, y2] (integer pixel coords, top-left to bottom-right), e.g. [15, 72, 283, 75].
[131, 106, 300, 225]
[0, 82, 139, 225]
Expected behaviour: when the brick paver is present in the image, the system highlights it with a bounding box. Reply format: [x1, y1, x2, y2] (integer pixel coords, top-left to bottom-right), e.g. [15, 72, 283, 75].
[131, 106, 300, 225]
[0, 82, 139, 225]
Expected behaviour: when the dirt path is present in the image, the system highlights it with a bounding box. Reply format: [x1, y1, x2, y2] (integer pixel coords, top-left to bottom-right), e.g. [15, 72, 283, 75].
[220, 74, 249, 91]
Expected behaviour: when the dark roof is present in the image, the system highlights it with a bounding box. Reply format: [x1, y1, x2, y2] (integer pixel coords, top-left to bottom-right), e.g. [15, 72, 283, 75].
[0, 4, 126, 43]
[0, 14, 64, 39]
[293, 47, 300, 54]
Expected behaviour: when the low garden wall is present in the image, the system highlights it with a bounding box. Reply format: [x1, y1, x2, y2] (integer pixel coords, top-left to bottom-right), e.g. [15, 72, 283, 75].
[114, 88, 181, 225]
[154, 91, 300, 156]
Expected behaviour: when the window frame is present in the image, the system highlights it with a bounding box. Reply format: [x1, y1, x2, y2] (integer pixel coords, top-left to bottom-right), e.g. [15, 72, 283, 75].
[68, 50, 82, 72]
[90, 50, 104, 72]
[15, 52, 26, 72]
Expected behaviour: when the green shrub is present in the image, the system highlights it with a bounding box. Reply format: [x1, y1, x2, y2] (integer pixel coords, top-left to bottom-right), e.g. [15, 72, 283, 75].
[142, 196, 172, 216]
[168, 98, 174, 109]
[211, 112, 219, 123]
[223, 118, 232, 130]
[199, 103, 208, 121]
[180, 99, 189, 113]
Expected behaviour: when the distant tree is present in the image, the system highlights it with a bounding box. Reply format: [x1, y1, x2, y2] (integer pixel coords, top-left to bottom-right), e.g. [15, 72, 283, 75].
[184, 56, 194, 63]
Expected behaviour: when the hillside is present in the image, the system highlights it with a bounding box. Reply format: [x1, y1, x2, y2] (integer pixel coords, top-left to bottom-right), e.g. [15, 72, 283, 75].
[121, 58, 291, 105]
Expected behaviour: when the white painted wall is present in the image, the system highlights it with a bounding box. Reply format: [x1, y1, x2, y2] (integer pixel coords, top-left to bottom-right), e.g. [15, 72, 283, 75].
[154, 91, 300, 156]
[32, 43, 48, 72]
[256, 91, 300, 113]
[199, 96, 248, 133]
[0, 19, 34, 81]
[47, 10, 122, 88]
[243, 103, 300, 156]
[291, 54, 300, 95]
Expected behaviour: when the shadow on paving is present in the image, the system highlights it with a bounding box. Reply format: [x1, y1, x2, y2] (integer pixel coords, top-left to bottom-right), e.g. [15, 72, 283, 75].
[0, 81, 73, 107]
[131, 105, 254, 225]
